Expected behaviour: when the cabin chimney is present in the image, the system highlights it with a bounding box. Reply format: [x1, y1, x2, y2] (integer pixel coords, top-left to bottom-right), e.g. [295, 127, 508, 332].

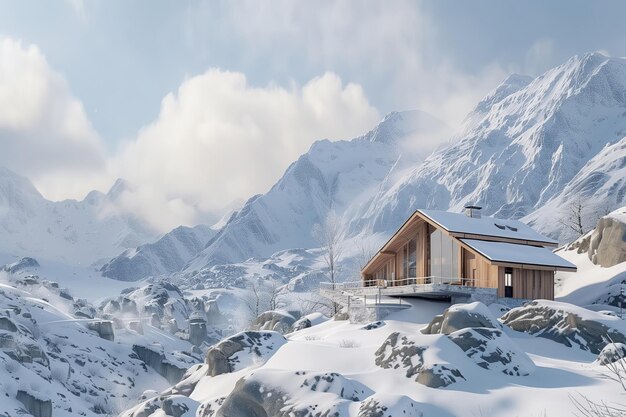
[464, 205, 482, 219]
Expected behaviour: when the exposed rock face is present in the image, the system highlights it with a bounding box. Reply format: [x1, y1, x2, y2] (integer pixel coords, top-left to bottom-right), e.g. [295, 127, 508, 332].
[587, 215, 626, 267]
[374, 332, 464, 388]
[87, 320, 115, 341]
[132, 345, 189, 384]
[422, 302, 501, 335]
[205, 331, 287, 377]
[290, 317, 312, 332]
[448, 328, 535, 376]
[3, 257, 40, 273]
[189, 313, 207, 347]
[16, 390, 52, 417]
[501, 301, 626, 354]
[249, 311, 296, 334]
[216, 370, 371, 417]
[596, 342, 626, 365]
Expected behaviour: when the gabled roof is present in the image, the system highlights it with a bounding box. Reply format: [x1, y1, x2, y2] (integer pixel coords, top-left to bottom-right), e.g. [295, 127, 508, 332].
[417, 209, 558, 246]
[460, 239, 576, 271]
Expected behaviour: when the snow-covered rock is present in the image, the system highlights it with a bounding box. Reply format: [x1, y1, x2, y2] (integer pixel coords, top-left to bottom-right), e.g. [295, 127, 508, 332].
[100, 282, 191, 332]
[422, 302, 501, 335]
[587, 209, 626, 267]
[249, 310, 296, 334]
[374, 332, 465, 388]
[448, 327, 535, 376]
[595, 342, 626, 365]
[501, 300, 626, 353]
[205, 331, 286, 376]
[216, 369, 372, 417]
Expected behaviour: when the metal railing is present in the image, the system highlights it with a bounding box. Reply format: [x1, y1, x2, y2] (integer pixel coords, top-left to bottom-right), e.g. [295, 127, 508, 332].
[320, 276, 477, 292]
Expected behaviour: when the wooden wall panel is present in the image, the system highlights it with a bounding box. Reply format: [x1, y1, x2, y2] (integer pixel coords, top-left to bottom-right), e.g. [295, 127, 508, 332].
[511, 268, 554, 300]
[462, 248, 498, 288]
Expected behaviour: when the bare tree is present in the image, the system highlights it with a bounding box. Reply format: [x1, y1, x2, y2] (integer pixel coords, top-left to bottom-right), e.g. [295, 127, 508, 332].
[356, 238, 376, 270]
[559, 200, 588, 237]
[312, 211, 345, 314]
[243, 280, 262, 321]
[312, 210, 345, 288]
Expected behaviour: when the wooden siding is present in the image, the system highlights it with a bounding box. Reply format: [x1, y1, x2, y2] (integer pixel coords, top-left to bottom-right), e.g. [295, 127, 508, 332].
[462, 248, 498, 288]
[497, 267, 554, 299]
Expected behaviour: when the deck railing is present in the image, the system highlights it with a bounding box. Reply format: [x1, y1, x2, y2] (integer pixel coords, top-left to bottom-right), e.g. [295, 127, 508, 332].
[320, 276, 476, 292]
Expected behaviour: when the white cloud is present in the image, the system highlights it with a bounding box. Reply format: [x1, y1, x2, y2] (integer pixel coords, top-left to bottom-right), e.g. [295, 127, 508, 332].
[109, 70, 379, 230]
[185, 0, 510, 129]
[0, 37, 108, 199]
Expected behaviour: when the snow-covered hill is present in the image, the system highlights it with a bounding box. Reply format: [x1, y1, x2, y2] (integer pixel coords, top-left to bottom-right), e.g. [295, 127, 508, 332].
[349, 53, 626, 239]
[183, 110, 447, 270]
[0, 168, 159, 266]
[100, 225, 216, 281]
[121, 300, 626, 417]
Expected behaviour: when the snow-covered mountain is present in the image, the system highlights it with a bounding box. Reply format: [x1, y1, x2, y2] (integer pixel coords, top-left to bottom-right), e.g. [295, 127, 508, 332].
[0, 167, 159, 266]
[349, 53, 626, 239]
[183, 110, 447, 270]
[99, 225, 216, 281]
[525, 136, 626, 241]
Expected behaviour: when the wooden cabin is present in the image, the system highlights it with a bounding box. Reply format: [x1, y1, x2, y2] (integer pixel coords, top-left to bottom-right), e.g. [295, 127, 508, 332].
[361, 207, 576, 300]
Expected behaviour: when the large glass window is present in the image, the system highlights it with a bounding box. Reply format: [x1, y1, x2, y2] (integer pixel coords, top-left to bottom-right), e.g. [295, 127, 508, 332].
[403, 238, 417, 278]
[429, 228, 459, 278]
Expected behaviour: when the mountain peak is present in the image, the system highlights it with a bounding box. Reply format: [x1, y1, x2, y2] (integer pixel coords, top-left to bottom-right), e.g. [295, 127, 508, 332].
[0, 166, 43, 200]
[363, 110, 447, 144]
[106, 178, 134, 200]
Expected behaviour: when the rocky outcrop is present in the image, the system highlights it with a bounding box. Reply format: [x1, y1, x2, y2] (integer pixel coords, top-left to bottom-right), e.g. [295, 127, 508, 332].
[587, 215, 626, 267]
[375, 332, 464, 388]
[357, 395, 423, 417]
[501, 301, 626, 354]
[86, 320, 115, 341]
[448, 328, 535, 376]
[422, 302, 501, 335]
[596, 342, 626, 365]
[132, 345, 188, 384]
[205, 331, 287, 377]
[216, 370, 371, 417]
[16, 390, 52, 417]
[249, 311, 296, 334]
[3, 257, 40, 273]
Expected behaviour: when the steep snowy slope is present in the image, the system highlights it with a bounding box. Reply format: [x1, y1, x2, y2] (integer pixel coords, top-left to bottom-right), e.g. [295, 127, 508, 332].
[0, 168, 159, 266]
[100, 225, 216, 281]
[184, 110, 447, 270]
[525, 136, 626, 241]
[351, 53, 626, 237]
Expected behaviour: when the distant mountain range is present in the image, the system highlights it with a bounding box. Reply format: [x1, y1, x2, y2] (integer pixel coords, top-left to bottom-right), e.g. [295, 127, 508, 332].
[2, 52, 626, 280]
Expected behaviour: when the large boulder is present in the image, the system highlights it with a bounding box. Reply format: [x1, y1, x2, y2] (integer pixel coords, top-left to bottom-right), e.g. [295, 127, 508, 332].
[216, 369, 371, 417]
[374, 332, 464, 388]
[501, 300, 626, 354]
[448, 327, 535, 376]
[422, 302, 501, 335]
[205, 331, 286, 377]
[587, 213, 626, 267]
[249, 311, 296, 334]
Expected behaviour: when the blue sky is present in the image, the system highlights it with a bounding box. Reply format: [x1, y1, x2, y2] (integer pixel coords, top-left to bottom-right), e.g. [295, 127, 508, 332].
[1, 0, 625, 229]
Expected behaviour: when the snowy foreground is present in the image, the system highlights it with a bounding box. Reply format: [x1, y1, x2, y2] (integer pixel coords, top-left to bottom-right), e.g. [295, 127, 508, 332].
[122, 299, 626, 417]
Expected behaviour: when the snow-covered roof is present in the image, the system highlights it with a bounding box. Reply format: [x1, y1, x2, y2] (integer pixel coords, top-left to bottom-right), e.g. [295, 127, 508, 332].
[417, 209, 557, 245]
[460, 239, 577, 270]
